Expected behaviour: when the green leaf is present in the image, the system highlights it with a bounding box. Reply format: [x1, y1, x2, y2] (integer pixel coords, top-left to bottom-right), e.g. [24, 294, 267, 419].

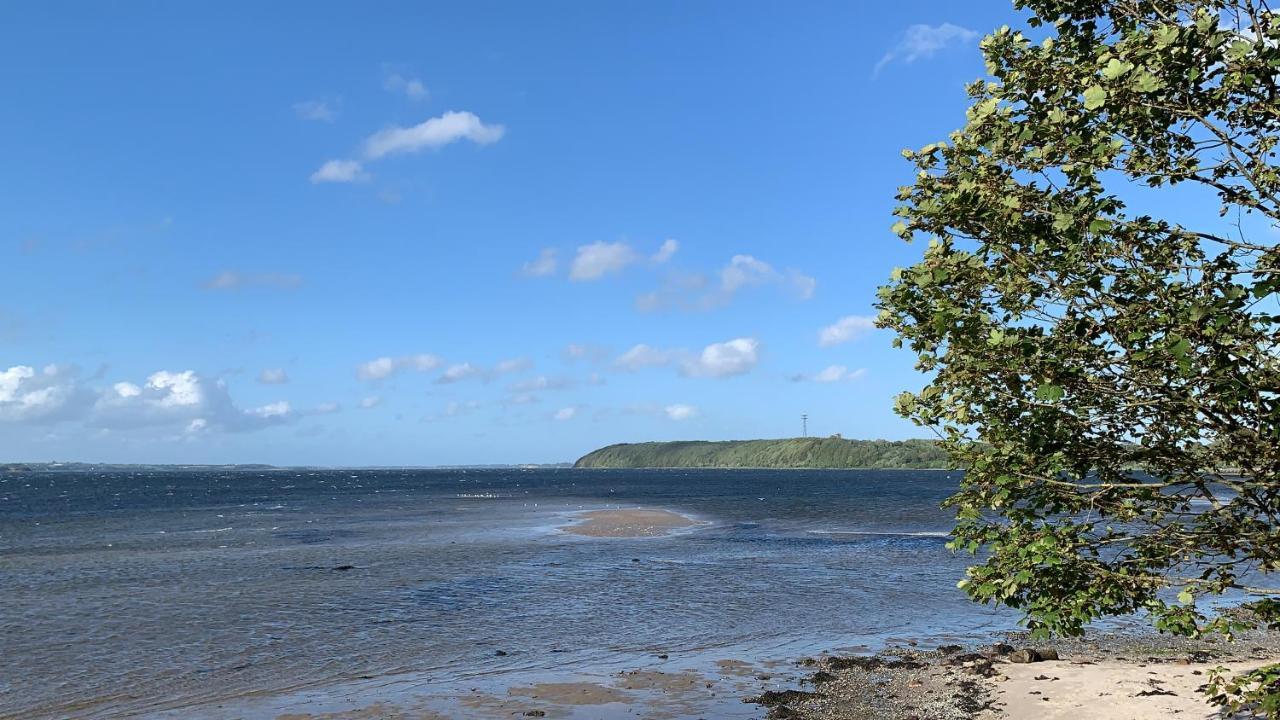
[1083, 85, 1107, 110]
[1101, 58, 1132, 80]
[1035, 383, 1065, 402]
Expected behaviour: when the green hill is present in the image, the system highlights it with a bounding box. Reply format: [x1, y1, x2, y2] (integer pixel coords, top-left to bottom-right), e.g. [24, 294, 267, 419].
[573, 437, 950, 470]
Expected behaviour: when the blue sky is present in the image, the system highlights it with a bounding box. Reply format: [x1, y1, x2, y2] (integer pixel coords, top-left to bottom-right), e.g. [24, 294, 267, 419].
[1, 1, 1019, 465]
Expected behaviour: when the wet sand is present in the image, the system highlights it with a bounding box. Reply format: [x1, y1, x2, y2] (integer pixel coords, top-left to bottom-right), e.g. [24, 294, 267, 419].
[562, 508, 701, 537]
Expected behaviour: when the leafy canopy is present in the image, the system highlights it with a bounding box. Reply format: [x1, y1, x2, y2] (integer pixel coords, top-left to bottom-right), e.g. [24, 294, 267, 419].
[877, 0, 1280, 713]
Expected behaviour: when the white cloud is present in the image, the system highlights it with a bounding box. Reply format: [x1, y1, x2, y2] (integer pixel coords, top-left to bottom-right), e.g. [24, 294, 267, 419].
[508, 375, 574, 393]
[652, 238, 679, 263]
[798, 365, 868, 383]
[0, 365, 90, 423]
[818, 315, 877, 347]
[495, 357, 533, 375]
[249, 400, 292, 418]
[202, 271, 303, 291]
[638, 255, 815, 311]
[521, 248, 558, 277]
[682, 337, 759, 378]
[310, 159, 370, 184]
[874, 23, 980, 76]
[92, 370, 294, 432]
[553, 406, 578, 421]
[563, 343, 610, 364]
[312, 402, 341, 414]
[569, 241, 641, 281]
[293, 99, 337, 122]
[664, 403, 698, 420]
[258, 368, 289, 385]
[721, 254, 775, 294]
[614, 344, 680, 371]
[359, 395, 382, 409]
[437, 362, 483, 384]
[356, 354, 443, 381]
[383, 72, 427, 101]
[1, 364, 296, 433]
[364, 111, 505, 159]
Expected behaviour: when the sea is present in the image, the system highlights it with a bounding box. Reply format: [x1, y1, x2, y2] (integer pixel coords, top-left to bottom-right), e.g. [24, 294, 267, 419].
[0, 468, 1021, 719]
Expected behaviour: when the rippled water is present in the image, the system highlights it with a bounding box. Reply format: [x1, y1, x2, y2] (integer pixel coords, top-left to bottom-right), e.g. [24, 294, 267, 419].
[0, 468, 1016, 718]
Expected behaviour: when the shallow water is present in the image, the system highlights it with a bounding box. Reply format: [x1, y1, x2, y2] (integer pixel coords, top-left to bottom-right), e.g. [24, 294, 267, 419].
[0, 468, 1016, 718]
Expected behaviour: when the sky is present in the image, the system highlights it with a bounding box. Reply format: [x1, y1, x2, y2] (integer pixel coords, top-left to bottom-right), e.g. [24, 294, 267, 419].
[0, 1, 1022, 466]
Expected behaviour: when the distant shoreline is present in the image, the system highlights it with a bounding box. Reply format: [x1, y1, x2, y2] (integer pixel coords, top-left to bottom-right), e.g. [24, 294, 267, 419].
[574, 437, 952, 470]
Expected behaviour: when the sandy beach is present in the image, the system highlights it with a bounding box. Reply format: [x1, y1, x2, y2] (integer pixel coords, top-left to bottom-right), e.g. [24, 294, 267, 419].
[562, 508, 702, 537]
[745, 630, 1280, 719]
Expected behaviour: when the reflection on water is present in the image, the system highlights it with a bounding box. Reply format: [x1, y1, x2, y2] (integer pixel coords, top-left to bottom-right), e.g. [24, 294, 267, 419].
[0, 468, 1014, 718]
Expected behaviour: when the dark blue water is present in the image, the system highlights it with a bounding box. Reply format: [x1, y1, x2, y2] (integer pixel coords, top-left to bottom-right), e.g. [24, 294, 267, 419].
[0, 468, 1016, 718]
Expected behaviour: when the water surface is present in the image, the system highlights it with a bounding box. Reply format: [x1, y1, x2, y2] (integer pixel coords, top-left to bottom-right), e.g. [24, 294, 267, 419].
[0, 468, 1015, 718]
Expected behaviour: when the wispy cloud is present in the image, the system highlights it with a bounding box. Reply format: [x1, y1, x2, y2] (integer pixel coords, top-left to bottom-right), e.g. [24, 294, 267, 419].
[637, 254, 815, 312]
[356, 354, 443, 381]
[293, 99, 338, 122]
[520, 248, 558, 277]
[818, 315, 876, 347]
[257, 368, 289, 385]
[569, 241, 641, 281]
[201, 271, 303, 291]
[310, 159, 369, 184]
[874, 23, 979, 77]
[664, 403, 698, 420]
[383, 71, 427, 101]
[364, 111, 505, 159]
[651, 238, 679, 264]
[791, 365, 868, 383]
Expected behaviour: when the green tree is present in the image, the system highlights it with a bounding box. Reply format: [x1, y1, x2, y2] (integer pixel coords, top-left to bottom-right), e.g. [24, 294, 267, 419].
[876, 0, 1280, 712]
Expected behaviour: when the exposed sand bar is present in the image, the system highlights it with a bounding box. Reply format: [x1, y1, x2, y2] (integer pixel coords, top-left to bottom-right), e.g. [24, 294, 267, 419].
[563, 508, 700, 537]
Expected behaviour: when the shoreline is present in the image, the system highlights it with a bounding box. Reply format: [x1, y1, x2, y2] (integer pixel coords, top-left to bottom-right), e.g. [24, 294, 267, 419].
[146, 628, 1280, 719]
[747, 628, 1280, 719]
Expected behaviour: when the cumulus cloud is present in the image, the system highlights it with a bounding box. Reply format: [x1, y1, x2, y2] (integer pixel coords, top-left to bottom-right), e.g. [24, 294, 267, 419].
[652, 239, 679, 263]
[383, 72, 427, 100]
[312, 402, 341, 414]
[310, 159, 370, 184]
[613, 338, 760, 378]
[202, 271, 303, 291]
[293, 99, 337, 122]
[818, 315, 877, 347]
[258, 368, 288, 385]
[356, 354, 443, 381]
[570, 241, 641, 281]
[359, 395, 382, 409]
[520, 248, 558, 277]
[664, 403, 698, 420]
[93, 370, 295, 432]
[1, 364, 296, 434]
[793, 365, 868, 383]
[553, 406, 578, 421]
[681, 337, 759, 378]
[364, 111, 505, 159]
[874, 23, 980, 76]
[0, 365, 92, 423]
